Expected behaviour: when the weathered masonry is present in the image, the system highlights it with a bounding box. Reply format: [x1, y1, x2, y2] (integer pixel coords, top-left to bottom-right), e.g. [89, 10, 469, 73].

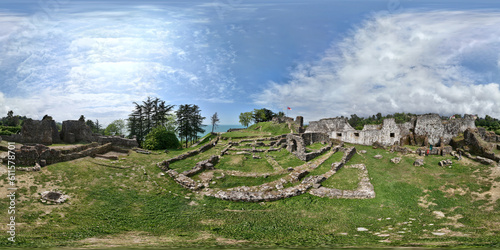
[305, 114, 476, 146]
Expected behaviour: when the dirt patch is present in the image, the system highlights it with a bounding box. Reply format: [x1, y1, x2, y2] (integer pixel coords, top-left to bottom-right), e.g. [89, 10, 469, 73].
[228, 155, 244, 166]
[471, 166, 500, 211]
[432, 211, 445, 219]
[200, 219, 225, 226]
[439, 184, 469, 197]
[78, 231, 175, 248]
[418, 194, 437, 208]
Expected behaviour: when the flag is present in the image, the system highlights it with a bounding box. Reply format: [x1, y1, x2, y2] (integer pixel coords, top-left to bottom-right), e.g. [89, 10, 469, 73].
[287, 107, 292, 110]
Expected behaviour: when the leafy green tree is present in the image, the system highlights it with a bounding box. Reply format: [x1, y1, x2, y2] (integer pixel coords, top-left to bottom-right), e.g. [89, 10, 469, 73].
[211, 112, 220, 133]
[86, 120, 96, 132]
[239, 112, 253, 128]
[104, 119, 126, 136]
[142, 126, 180, 150]
[252, 108, 275, 123]
[128, 97, 175, 145]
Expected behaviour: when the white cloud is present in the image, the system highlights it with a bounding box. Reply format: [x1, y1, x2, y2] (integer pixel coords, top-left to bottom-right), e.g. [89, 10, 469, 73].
[254, 11, 500, 122]
[0, 7, 238, 125]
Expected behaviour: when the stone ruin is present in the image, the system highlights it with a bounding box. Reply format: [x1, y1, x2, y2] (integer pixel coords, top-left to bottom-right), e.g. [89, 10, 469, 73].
[305, 114, 476, 147]
[157, 133, 375, 202]
[0, 117, 140, 169]
[2, 118, 138, 148]
[286, 132, 332, 161]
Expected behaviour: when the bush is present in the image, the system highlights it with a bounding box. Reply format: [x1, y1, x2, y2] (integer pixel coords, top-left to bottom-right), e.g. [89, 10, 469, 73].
[0, 130, 14, 135]
[495, 129, 500, 136]
[142, 126, 180, 150]
[0, 125, 21, 134]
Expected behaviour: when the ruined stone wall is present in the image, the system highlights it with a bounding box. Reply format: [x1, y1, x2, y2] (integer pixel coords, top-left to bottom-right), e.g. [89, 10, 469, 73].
[305, 114, 476, 146]
[3, 119, 61, 145]
[2, 142, 113, 166]
[61, 120, 94, 144]
[96, 136, 139, 148]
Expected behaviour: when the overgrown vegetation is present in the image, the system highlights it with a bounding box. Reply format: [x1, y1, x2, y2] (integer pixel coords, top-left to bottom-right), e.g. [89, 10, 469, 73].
[475, 115, 500, 135]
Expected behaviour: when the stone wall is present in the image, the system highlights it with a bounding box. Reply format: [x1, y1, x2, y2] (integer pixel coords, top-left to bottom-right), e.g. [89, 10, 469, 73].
[2, 119, 61, 145]
[2, 142, 113, 166]
[286, 133, 332, 161]
[61, 120, 94, 144]
[305, 114, 476, 146]
[96, 136, 138, 148]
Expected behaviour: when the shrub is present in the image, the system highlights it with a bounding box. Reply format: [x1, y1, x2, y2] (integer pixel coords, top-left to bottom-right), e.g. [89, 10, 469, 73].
[495, 129, 500, 136]
[142, 126, 180, 150]
[0, 130, 14, 135]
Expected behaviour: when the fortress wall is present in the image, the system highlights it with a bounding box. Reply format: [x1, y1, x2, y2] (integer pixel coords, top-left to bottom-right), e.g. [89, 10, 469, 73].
[306, 114, 476, 146]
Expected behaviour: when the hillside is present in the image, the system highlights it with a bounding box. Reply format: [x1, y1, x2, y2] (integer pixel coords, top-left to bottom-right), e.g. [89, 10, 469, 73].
[0, 122, 499, 248]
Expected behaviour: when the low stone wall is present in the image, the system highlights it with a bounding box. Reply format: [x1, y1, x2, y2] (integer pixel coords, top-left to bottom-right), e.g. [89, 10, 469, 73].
[96, 136, 139, 148]
[158, 137, 219, 167]
[341, 147, 356, 164]
[415, 146, 453, 156]
[2, 143, 113, 166]
[308, 164, 375, 199]
[208, 183, 313, 202]
[181, 155, 219, 177]
[165, 169, 204, 190]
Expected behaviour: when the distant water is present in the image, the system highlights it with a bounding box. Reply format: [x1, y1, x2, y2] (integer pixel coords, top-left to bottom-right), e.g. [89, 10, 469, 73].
[198, 124, 245, 137]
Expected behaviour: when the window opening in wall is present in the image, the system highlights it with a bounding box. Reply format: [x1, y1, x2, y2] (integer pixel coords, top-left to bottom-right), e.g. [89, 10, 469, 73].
[354, 133, 359, 137]
[337, 133, 342, 137]
[390, 133, 395, 138]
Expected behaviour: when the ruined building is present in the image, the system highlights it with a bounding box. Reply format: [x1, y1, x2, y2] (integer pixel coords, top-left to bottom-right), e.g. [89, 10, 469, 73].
[305, 114, 476, 147]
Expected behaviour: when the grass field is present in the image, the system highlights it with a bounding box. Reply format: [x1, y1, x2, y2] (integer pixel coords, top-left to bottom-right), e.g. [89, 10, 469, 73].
[0, 123, 499, 248]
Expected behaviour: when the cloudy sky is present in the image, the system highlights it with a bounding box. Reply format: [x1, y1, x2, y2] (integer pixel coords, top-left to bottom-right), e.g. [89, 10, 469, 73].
[0, 0, 499, 125]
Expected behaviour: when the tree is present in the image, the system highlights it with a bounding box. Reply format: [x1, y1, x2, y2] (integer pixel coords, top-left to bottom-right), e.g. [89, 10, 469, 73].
[86, 120, 96, 132]
[95, 119, 103, 134]
[210, 112, 220, 133]
[104, 119, 126, 136]
[176, 104, 205, 148]
[142, 126, 180, 150]
[5, 110, 19, 126]
[239, 112, 253, 128]
[127, 97, 175, 145]
[79, 115, 85, 122]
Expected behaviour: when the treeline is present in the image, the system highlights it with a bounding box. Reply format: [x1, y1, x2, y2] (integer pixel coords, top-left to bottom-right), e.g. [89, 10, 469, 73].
[346, 113, 415, 130]
[239, 108, 285, 127]
[475, 115, 500, 135]
[0, 110, 28, 135]
[126, 97, 207, 149]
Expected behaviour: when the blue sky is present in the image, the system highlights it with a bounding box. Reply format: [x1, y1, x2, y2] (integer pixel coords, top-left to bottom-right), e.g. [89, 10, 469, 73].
[0, 0, 500, 126]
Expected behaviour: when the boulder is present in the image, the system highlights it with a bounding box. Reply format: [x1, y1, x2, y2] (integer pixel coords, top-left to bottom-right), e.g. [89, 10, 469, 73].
[391, 157, 401, 164]
[374, 154, 383, 159]
[439, 159, 452, 166]
[413, 159, 424, 166]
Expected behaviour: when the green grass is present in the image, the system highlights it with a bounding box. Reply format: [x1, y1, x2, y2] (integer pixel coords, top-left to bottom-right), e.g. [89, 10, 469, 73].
[266, 149, 304, 169]
[209, 174, 288, 189]
[321, 167, 360, 190]
[2, 129, 500, 248]
[305, 142, 326, 152]
[48, 142, 91, 147]
[217, 153, 275, 173]
[308, 151, 344, 176]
